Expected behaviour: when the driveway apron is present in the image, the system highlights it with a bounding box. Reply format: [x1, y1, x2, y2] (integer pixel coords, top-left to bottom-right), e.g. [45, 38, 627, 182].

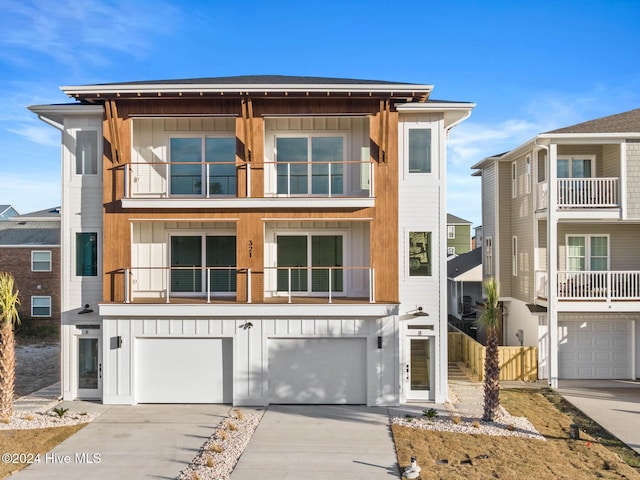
[230, 405, 399, 479]
[12, 403, 231, 479]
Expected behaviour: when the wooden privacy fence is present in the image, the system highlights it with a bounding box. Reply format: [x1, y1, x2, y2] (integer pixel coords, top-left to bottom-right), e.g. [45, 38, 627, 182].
[448, 329, 538, 382]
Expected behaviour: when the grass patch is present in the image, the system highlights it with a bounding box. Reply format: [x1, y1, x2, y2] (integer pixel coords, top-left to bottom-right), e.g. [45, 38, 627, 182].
[392, 389, 640, 479]
[0, 424, 86, 478]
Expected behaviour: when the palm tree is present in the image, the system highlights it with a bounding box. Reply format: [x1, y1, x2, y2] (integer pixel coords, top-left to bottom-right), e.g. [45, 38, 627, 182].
[477, 277, 502, 422]
[0, 272, 21, 422]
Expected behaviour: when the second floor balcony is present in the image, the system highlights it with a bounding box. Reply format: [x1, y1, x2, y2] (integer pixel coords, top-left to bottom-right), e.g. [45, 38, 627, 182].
[122, 160, 374, 208]
[536, 178, 620, 212]
[536, 270, 640, 302]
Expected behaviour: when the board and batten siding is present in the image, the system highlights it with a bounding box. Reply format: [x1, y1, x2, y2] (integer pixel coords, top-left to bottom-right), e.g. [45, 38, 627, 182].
[101, 316, 398, 406]
[557, 223, 640, 271]
[626, 140, 640, 219]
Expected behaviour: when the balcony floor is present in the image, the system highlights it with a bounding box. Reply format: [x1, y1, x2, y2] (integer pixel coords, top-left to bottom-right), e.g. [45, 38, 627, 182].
[118, 296, 377, 305]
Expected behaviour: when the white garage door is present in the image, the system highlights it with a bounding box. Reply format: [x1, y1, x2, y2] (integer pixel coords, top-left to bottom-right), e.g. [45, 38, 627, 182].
[268, 338, 367, 404]
[136, 338, 232, 403]
[559, 320, 632, 379]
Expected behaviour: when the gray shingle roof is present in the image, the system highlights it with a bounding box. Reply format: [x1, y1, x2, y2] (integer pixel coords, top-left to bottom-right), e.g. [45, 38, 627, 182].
[447, 213, 472, 224]
[447, 247, 482, 278]
[94, 75, 413, 86]
[0, 219, 60, 246]
[546, 108, 640, 134]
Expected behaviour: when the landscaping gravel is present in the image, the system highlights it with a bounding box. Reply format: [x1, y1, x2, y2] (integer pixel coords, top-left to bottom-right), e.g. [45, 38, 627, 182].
[391, 406, 545, 440]
[177, 408, 264, 480]
[0, 410, 98, 430]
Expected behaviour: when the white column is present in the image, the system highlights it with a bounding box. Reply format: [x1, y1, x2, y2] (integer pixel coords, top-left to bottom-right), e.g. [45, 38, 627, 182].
[620, 141, 627, 219]
[547, 143, 559, 389]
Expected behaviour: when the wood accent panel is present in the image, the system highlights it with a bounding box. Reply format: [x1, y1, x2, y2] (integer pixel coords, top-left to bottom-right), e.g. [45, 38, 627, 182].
[370, 108, 399, 303]
[236, 212, 264, 303]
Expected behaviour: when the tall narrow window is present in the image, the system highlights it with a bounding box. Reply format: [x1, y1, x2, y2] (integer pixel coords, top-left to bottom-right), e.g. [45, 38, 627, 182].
[206, 236, 237, 292]
[75, 130, 98, 175]
[447, 225, 455, 239]
[512, 236, 518, 276]
[409, 232, 432, 276]
[485, 237, 493, 276]
[511, 161, 517, 198]
[408, 129, 431, 173]
[206, 138, 236, 195]
[76, 233, 97, 276]
[525, 155, 532, 194]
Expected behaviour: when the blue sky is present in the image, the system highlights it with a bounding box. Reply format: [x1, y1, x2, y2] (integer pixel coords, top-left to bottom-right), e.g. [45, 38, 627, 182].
[1, 0, 639, 227]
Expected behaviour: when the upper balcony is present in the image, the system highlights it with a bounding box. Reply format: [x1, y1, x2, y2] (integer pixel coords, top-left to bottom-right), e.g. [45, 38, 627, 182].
[121, 160, 374, 209]
[536, 178, 621, 218]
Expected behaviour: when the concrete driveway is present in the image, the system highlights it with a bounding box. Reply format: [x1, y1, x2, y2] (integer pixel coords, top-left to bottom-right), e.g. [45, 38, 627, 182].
[230, 405, 399, 479]
[13, 402, 232, 479]
[558, 380, 640, 454]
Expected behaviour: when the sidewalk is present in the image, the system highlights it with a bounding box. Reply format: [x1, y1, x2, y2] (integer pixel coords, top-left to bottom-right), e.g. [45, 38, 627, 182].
[13, 382, 61, 412]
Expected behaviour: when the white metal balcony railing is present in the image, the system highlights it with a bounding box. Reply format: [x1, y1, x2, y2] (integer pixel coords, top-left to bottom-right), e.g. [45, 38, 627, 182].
[123, 266, 375, 304]
[555, 271, 640, 301]
[536, 178, 619, 210]
[123, 161, 374, 199]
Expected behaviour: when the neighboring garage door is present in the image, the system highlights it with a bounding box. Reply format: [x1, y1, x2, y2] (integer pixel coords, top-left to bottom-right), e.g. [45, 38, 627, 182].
[268, 338, 367, 404]
[559, 320, 632, 379]
[136, 338, 232, 403]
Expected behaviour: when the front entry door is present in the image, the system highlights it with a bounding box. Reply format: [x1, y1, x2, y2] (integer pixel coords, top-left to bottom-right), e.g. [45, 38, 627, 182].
[404, 336, 434, 400]
[77, 333, 102, 399]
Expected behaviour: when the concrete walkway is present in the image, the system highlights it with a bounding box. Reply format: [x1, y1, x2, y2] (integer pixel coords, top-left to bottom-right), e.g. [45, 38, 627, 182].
[230, 405, 399, 480]
[12, 401, 232, 479]
[13, 382, 61, 412]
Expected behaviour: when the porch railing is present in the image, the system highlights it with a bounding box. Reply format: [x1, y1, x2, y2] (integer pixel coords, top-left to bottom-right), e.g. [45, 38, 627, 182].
[537, 178, 620, 210]
[124, 162, 245, 199]
[264, 266, 375, 304]
[557, 271, 640, 300]
[263, 161, 374, 198]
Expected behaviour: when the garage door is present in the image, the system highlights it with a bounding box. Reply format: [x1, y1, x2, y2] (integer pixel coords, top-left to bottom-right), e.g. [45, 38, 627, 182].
[268, 338, 367, 404]
[558, 320, 631, 379]
[136, 338, 232, 403]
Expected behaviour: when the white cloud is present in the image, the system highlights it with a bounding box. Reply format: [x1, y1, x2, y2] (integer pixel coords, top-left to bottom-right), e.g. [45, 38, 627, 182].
[8, 124, 60, 147]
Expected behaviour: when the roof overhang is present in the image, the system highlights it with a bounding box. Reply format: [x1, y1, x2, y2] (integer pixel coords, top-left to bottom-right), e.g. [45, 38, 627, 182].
[396, 102, 476, 128]
[28, 104, 104, 129]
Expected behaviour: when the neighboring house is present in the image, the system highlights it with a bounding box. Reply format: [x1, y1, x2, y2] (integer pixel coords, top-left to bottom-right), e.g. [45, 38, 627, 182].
[0, 207, 61, 330]
[472, 107, 640, 386]
[30, 75, 474, 406]
[472, 225, 483, 250]
[0, 205, 19, 221]
[447, 247, 482, 335]
[446, 213, 472, 255]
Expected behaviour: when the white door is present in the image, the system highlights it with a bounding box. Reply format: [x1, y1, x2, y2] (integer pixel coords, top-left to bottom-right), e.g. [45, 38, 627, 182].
[77, 333, 102, 399]
[268, 338, 366, 404]
[559, 320, 632, 379]
[136, 338, 232, 403]
[404, 336, 435, 401]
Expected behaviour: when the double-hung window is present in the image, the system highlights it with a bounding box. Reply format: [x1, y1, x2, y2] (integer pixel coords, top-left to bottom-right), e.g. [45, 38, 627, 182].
[447, 226, 455, 239]
[170, 235, 236, 294]
[276, 136, 344, 196]
[512, 236, 518, 276]
[567, 235, 608, 271]
[485, 237, 493, 276]
[32, 251, 52, 271]
[32, 296, 51, 317]
[276, 235, 343, 293]
[170, 137, 236, 196]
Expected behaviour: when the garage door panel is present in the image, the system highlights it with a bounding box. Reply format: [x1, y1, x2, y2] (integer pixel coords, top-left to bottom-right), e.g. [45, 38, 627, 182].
[559, 320, 631, 379]
[137, 338, 232, 403]
[268, 338, 366, 404]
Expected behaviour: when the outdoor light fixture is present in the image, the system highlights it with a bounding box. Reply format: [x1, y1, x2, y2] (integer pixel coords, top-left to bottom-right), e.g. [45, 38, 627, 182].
[77, 304, 93, 315]
[241, 322, 253, 330]
[377, 336, 383, 349]
[413, 307, 429, 317]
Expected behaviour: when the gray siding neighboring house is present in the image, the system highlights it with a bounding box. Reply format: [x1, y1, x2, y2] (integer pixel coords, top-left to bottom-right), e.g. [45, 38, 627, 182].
[473, 107, 640, 386]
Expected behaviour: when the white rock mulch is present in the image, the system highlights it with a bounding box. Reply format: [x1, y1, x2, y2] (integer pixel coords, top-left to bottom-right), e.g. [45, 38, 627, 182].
[177, 408, 264, 480]
[391, 407, 545, 441]
[0, 410, 99, 430]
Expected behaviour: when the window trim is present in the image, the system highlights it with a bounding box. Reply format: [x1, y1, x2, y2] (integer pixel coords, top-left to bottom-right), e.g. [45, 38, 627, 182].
[557, 154, 596, 179]
[512, 236, 518, 277]
[74, 129, 100, 176]
[447, 225, 455, 239]
[407, 230, 433, 278]
[31, 250, 52, 272]
[447, 246, 456, 255]
[511, 161, 517, 198]
[565, 234, 610, 271]
[31, 296, 52, 317]
[525, 155, 532, 194]
[407, 127, 432, 174]
[485, 237, 493, 276]
[75, 231, 99, 278]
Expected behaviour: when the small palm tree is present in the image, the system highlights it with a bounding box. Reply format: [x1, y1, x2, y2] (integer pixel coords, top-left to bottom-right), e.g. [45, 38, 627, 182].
[477, 277, 502, 422]
[0, 272, 21, 422]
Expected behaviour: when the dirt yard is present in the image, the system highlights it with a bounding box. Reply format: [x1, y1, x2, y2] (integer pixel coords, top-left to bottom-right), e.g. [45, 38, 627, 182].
[14, 340, 60, 396]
